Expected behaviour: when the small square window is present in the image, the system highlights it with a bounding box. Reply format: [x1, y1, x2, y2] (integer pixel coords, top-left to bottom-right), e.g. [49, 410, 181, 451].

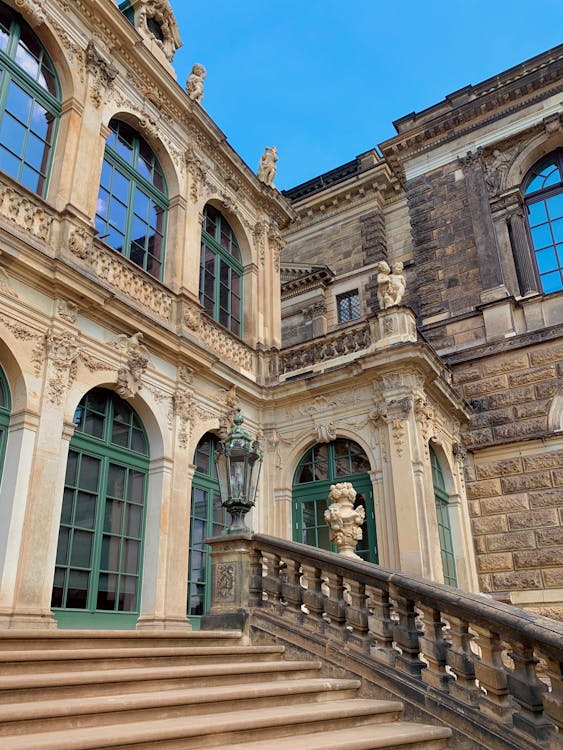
[336, 290, 361, 323]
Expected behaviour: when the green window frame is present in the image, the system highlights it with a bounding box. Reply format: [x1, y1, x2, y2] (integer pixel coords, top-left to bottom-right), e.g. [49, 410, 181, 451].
[0, 365, 11, 485]
[187, 434, 228, 627]
[95, 119, 168, 280]
[0, 3, 60, 197]
[200, 204, 243, 336]
[52, 388, 149, 629]
[524, 150, 563, 294]
[292, 439, 377, 564]
[430, 446, 458, 587]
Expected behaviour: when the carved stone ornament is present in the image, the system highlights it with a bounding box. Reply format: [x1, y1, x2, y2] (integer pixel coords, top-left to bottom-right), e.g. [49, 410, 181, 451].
[0, 267, 17, 298]
[136, 0, 182, 62]
[68, 227, 92, 260]
[377, 260, 406, 309]
[280, 323, 370, 375]
[215, 563, 235, 601]
[55, 299, 78, 324]
[46, 332, 81, 405]
[374, 397, 412, 457]
[268, 220, 284, 272]
[314, 422, 337, 443]
[186, 63, 206, 103]
[0, 184, 52, 241]
[14, 0, 45, 27]
[173, 388, 193, 449]
[257, 146, 278, 187]
[178, 365, 194, 386]
[324, 482, 365, 559]
[483, 145, 521, 196]
[112, 332, 150, 398]
[253, 221, 266, 265]
[85, 41, 118, 107]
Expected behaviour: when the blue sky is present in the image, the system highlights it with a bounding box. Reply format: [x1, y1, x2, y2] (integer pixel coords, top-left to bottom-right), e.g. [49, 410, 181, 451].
[170, 1, 562, 190]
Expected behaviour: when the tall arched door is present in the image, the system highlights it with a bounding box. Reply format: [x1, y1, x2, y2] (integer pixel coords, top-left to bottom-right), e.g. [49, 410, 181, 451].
[52, 389, 149, 629]
[430, 446, 458, 587]
[187, 433, 228, 628]
[292, 439, 378, 563]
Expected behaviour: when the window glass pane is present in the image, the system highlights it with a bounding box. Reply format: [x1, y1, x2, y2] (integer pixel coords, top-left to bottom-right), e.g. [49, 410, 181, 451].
[101, 535, 121, 571]
[70, 530, 93, 567]
[56, 527, 69, 565]
[541, 270, 563, 293]
[536, 247, 559, 274]
[104, 499, 123, 534]
[66, 570, 89, 608]
[97, 573, 117, 610]
[126, 504, 142, 538]
[107, 465, 126, 499]
[531, 224, 552, 250]
[547, 193, 563, 221]
[527, 201, 547, 226]
[74, 492, 96, 529]
[120, 575, 138, 611]
[79, 455, 100, 492]
[123, 540, 139, 573]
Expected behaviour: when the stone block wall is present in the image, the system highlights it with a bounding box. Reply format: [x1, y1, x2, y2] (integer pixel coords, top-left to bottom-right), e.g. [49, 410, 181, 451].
[407, 162, 483, 325]
[453, 338, 563, 615]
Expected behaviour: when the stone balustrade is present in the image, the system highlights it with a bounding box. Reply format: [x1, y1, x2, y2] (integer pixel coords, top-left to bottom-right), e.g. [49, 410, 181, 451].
[203, 532, 563, 750]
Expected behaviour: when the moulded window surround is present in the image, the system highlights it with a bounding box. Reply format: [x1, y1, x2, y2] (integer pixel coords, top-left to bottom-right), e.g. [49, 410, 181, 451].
[199, 204, 243, 336]
[187, 434, 228, 624]
[0, 365, 11, 487]
[52, 388, 149, 629]
[0, 3, 60, 197]
[524, 150, 563, 294]
[95, 119, 168, 281]
[430, 446, 458, 587]
[336, 289, 361, 324]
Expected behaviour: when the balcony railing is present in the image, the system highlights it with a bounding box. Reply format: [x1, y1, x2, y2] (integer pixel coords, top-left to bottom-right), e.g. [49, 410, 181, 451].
[203, 532, 563, 750]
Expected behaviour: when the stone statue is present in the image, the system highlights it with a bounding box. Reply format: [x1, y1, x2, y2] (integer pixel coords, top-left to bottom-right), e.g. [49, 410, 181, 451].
[484, 148, 512, 195]
[324, 482, 365, 559]
[258, 146, 277, 186]
[377, 260, 406, 309]
[186, 63, 206, 103]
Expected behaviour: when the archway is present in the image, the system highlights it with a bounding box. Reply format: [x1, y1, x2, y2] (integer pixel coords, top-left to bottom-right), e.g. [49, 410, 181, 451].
[292, 439, 377, 563]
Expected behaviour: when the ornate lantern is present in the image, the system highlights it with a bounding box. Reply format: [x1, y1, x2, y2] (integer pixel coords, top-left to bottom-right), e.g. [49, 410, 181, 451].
[214, 412, 263, 534]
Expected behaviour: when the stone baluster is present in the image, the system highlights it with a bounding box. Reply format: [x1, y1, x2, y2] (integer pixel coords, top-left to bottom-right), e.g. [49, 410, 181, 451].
[507, 640, 553, 741]
[323, 571, 347, 626]
[302, 563, 325, 621]
[280, 556, 303, 613]
[261, 551, 283, 606]
[367, 586, 395, 666]
[539, 649, 563, 750]
[419, 604, 452, 691]
[390, 587, 425, 678]
[345, 578, 369, 639]
[473, 625, 513, 720]
[446, 614, 479, 706]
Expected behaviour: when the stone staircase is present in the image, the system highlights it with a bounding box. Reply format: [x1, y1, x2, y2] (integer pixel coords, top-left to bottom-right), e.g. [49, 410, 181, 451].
[0, 630, 451, 749]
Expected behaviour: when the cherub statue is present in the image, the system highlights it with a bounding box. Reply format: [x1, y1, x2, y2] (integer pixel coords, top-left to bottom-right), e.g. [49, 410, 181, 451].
[389, 261, 406, 306]
[186, 63, 206, 103]
[258, 146, 278, 186]
[377, 260, 406, 309]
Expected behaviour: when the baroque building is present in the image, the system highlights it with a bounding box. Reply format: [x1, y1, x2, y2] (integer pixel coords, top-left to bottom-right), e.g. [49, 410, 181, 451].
[0, 0, 559, 642]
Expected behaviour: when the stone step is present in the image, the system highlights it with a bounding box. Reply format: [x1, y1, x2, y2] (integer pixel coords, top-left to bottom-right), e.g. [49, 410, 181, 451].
[0, 630, 243, 651]
[0, 659, 323, 703]
[0, 645, 285, 674]
[0, 677, 362, 735]
[216, 722, 452, 749]
[0, 698, 404, 749]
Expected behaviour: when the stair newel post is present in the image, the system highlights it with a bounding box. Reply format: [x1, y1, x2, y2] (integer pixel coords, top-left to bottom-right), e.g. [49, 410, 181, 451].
[323, 570, 347, 627]
[345, 577, 369, 643]
[538, 648, 563, 749]
[472, 625, 514, 721]
[280, 556, 304, 614]
[367, 585, 396, 666]
[446, 614, 480, 706]
[507, 639, 553, 741]
[200, 533, 260, 633]
[419, 604, 452, 691]
[389, 585, 425, 678]
[301, 563, 325, 623]
[262, 551, 283, 608]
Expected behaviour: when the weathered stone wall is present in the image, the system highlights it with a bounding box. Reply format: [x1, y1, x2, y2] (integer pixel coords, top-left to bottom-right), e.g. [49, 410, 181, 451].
[453, 339, 563, 614]
[407, 162, 483, 325]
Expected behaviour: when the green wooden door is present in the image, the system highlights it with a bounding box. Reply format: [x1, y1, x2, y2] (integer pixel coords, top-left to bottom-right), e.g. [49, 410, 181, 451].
[430, 446, 458, 587]
[52, 389, 149, 629]
[292, 439, 378, 564]
[187, 434, 228, 628]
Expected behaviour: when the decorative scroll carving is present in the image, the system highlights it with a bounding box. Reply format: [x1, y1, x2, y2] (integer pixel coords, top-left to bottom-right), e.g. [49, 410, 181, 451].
[188, 315, 253, 371]
[253, 221, 266, 265]
[56, 299, 78, 324]
[80, 352, 113, 373]
[324, 482, 365, 559]
[91, 250, 172, 319]
[68, 227, 92, 260]
[85, 41, 118, 107]
[111, 332, 150, 398]
[0, 184, 52, 241]
[0, 268, 17, 298]
[215, 563, 235, 601]
[137, 0, 182, 62]
[374, 397, 412, 457]
[46, 332, 80, 405]
[14, 0, 45, 27]
[268, 220, 284, 272]
[280, 322, 371, 375]
[185, 145, 208, 203]
[314, 422, 337, 443]
[173, 388, 193, 448]
[414, 395, 435, 458]
[0, 316, 37, 341]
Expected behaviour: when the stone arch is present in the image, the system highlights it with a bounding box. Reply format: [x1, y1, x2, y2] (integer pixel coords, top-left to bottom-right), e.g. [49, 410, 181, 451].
[201, 197, 253, 268]
[548, 388, 563, 432]
[505, 130, 563, 191]
[0, 337, 28, 414]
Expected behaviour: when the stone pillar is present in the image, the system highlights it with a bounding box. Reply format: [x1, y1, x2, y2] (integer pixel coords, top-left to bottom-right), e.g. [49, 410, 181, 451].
[304, 301, 327, 339]
[508, 207, 540, 296]
[201, 533, 262, 635]
[372, 306, 417, 348]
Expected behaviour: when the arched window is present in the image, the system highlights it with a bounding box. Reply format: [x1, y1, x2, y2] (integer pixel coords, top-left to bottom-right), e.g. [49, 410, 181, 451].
[293, 439, 377, 563]
[0, 365, 11, 483]
[524, 150, 563, 294]
[200, 204, 243, 336]
[52, 388, 149, 628]
[430, 446, 457, 587]
[0, 3, 60, 196]
[95, 119, 168, 280]
[187, 434, 228, 625]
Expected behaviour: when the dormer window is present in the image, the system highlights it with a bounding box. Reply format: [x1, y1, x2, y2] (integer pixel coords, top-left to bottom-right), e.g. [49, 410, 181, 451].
[146, 16, 164, 43]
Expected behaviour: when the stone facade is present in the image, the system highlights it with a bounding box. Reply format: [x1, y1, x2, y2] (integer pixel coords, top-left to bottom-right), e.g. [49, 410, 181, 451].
[282, 45, 563, 617]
